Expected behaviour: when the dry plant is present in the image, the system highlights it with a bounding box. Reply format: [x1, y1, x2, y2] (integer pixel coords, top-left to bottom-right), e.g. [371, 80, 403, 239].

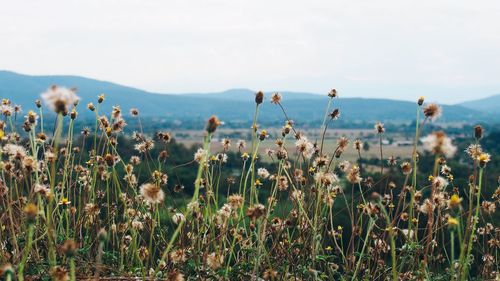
[0, 86, 498, 280]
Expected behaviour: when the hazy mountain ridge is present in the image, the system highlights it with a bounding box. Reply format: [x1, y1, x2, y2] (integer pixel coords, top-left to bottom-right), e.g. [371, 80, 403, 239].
[0, 70, 497, 124]
[458, 94, 500, 112]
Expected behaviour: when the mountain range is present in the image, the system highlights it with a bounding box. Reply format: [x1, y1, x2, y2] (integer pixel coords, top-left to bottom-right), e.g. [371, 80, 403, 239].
[0, 70, 498, 125]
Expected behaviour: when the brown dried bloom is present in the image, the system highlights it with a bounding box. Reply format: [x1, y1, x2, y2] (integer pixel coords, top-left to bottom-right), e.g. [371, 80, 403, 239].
[139, 183, 165, 204]
[255, 91, 264, 104]
[270, 92, 282, 104]
[423, 103, 442, 121]
[206, 115, 222, 133]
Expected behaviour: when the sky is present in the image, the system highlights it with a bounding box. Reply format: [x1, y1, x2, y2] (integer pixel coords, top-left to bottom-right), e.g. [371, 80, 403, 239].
[1, 0, 500, 104]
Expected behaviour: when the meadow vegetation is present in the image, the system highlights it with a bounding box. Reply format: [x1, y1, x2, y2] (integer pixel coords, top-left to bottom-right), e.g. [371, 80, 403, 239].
[0, 86, 499, 280]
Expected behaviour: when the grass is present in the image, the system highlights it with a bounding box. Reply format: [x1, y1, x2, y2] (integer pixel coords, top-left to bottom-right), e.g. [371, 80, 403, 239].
[0, 87, 498, 280]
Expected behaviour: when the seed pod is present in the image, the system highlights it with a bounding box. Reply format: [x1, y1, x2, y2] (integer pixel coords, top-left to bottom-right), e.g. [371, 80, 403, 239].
[206, 115, 221, 133]
[255, 91, 264, 105]
[474, 125, 483, 140]
[418, 96, 425, 106]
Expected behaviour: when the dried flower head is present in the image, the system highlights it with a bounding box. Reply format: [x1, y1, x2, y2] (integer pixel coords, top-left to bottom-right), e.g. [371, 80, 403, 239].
[328, 89, 338, 98]
[270, 92, 282, 104]
[206, 115, 222, 133]
[24, 203, 38, 223]
[255, 91, 264, 104]
[421, 131, 457, 158]
[139, 183, 165, 204]
[60, 239, 78, 258]
[423, 103, 442, 121]
[375, 122, 385, 134]
[40, 85, 80, 114]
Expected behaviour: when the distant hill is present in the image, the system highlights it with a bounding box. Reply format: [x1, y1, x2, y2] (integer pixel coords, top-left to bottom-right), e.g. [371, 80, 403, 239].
[0, 70, 495, 125]
[459, 94, 500, 112]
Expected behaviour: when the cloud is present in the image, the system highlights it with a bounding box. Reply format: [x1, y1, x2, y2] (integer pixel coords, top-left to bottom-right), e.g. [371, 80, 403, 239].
[1, 0, 499, 103]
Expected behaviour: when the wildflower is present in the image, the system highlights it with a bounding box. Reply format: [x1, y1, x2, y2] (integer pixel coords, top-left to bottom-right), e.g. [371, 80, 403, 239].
[0, 104, 13, 116]
[465, 144, 483, 160]
[172, 213, 186, 225]
[313, 155, 329, 168]
[206, 115, 222, 133]
[246, 204, 266, 220]
[87, 103, 95, 111]
[221, 138, 231, 151]
[474, 125, 484, 140]
[34, 184, 50, 196]
[447, 217, 459, 227]
[70, 109, 77, 120]
[131, 220, 144, 230]
[346, 165, 362, 184]
[129, 156, 141, 165]
[387, 156, 397, 166]
[111, 118, 127, 132]
[40, 85, 80, 114]
[448, 194, 462, 208]
[97, 94, 105, 103]
[290, 189, 303, 201]
[431, 176, 449, 190]
[482, 201, 496, 214]
[50, 266, 69, 281]
[227, 194, 244, 209]
[241, 152, 250, 161]
[337, 137, 349, 150]
[206, 252, 223, 270]
[270, 92, 282, 104]
[157, 131, 172, 143]
[315, 171, 339, 187]
[257, 168, 270, 179]
[477, 153, 491, 168]
[259, 130, 268, 141]
[421, 131, 457, 158]
[255, 91, 264, 104]
[338, 160, 350, 172]
[170, 249, 187, 264]
[254, 179, 263, 186]
[139, 183, 165, 204]
[130, 108, 139, 116]
[295, 136, 314, 159]
[194, 148, 208, 163]
[59, 197, 71, 207]
[423, 103, 442, 121]
[375, 122, 385, 134]
[353, 139, 362, 150]
[419, 199, 435, 215]
[418, 96, 425, 106]
[134, 139, 154, 153]
[60, 240, 78, 258]
[329, 108, 340, 120]
[328, 89, 338, 98]
[25, 111, 39, 125]
[104, 153, 118, 167]
[440, 165, 452, 175]
[3, 143, 27, 159]
[236, 139, 246, 151]
[400, 162, 412, 175]
[276, 148, 288, 160]
[24, 203, 38, 224]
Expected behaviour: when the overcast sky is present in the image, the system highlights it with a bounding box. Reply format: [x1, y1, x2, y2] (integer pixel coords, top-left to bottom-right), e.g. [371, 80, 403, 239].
[1, 0, 500, 103]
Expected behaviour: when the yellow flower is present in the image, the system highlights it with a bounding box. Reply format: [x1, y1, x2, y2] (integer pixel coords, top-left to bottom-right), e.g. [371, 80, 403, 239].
[241, 152, 249, 161]
[448, 194, 462, 208]
[254, 179, 263, 186]
[59, 197, 71, 207]
[447, 217, 459, 227]
[0, 129, 4, 139]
